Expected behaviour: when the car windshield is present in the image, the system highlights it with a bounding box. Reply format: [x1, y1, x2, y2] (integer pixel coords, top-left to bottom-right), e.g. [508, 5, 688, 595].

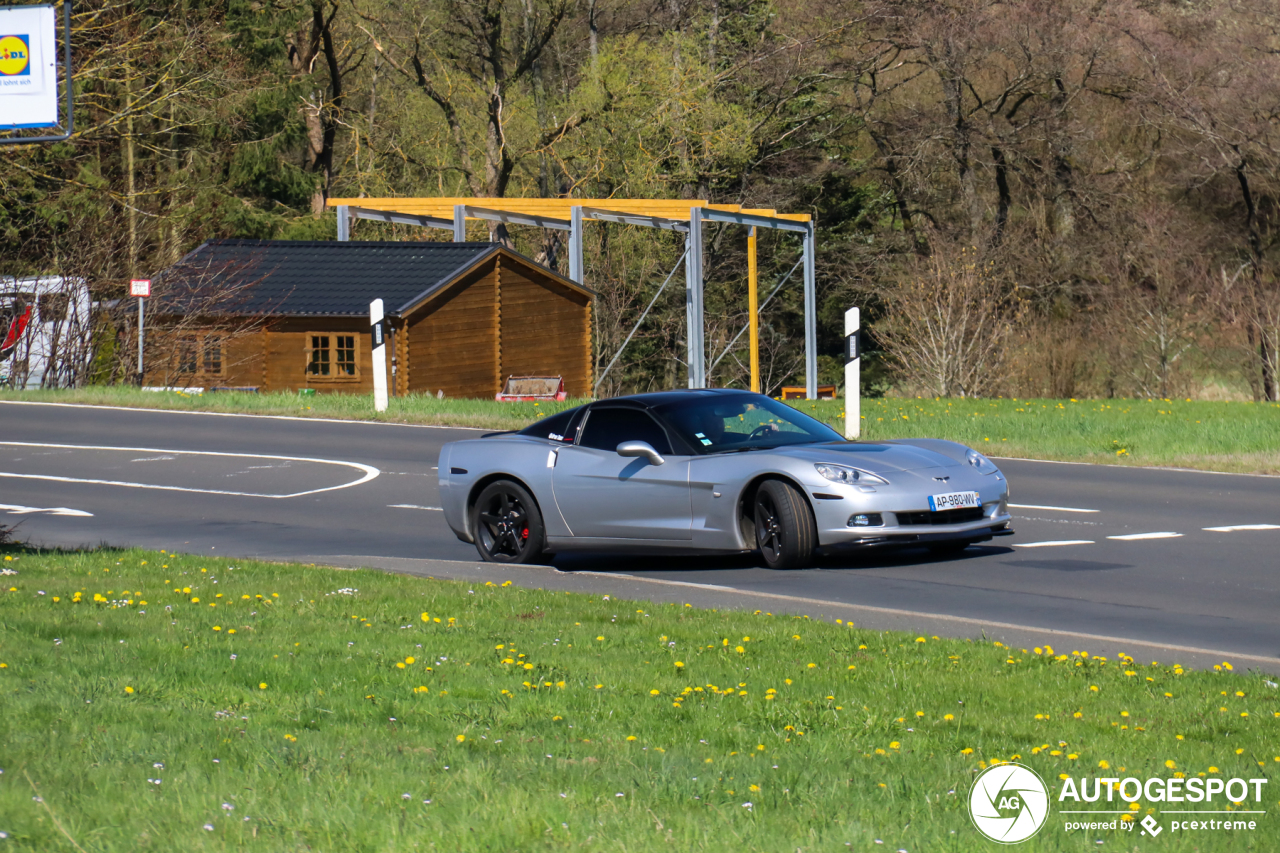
[655, 394, 843, 453]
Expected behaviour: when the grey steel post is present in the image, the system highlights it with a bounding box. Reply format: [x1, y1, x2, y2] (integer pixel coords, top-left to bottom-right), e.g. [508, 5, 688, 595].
[569, 205, 584, 284]
[686, 208, 705, 388]
[453, 205, 466, 242]
[803, 221, 817, 399]
[336, 205, 349, 241]
[137, 296, 144, 381]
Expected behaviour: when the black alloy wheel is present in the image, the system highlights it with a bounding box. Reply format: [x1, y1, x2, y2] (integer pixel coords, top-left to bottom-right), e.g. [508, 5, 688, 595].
[753, 479, 817, 570]
[472, 480, 546, 564]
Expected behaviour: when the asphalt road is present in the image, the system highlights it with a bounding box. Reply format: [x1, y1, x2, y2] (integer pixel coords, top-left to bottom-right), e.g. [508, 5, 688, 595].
[3, 400, 1279, 671]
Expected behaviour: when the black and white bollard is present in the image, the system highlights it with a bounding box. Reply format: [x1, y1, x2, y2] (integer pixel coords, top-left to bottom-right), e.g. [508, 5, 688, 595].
[370, 299, 388, 413]
[844, 306, 860, 439]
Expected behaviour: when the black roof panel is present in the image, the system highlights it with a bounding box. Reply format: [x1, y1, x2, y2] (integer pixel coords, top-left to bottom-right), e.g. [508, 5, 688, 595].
[158, 239, 501, 317]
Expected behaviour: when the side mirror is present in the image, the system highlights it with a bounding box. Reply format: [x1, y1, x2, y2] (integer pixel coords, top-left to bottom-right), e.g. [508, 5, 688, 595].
[616, 440, 665, 466]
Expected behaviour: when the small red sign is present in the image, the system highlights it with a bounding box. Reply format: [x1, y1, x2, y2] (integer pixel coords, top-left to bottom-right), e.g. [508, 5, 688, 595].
[130, 279, 151, 298]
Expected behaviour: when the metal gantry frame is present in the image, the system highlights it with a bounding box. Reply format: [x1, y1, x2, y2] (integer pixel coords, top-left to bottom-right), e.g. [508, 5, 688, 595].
[329, 198, 819, 399]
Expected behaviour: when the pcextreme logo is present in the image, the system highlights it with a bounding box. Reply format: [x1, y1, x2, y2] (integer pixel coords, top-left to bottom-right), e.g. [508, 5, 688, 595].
[968, 766, 1270, 844]
[969, 763, 1050, 843]
[0, 34, 31, 76]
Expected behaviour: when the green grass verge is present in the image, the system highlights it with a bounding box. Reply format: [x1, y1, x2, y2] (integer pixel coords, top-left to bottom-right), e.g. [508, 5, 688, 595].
[4, 387, 1280, 474]
[2, 546, 1276, 851]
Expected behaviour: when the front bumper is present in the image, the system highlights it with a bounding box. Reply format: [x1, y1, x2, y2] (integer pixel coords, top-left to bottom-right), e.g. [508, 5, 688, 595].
[817, 514, 1014, 552]
[804, 468, 1011, 549]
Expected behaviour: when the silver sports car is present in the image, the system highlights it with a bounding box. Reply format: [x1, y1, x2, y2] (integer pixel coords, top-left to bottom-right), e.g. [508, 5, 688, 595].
[439, 389, 1013, 569]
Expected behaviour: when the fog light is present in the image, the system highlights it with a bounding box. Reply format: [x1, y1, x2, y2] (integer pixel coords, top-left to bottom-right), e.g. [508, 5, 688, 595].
[847, 513, 883, 528]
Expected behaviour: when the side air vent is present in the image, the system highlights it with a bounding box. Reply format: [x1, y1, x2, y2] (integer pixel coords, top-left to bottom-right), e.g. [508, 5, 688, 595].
[450, 467, 468, 475]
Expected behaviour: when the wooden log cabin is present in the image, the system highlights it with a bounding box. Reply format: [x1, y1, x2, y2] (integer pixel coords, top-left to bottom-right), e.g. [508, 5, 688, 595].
[146, 240, 594, 397]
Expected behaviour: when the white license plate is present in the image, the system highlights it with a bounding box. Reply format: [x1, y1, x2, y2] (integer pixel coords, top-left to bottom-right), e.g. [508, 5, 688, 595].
[928, 491, 980, 511]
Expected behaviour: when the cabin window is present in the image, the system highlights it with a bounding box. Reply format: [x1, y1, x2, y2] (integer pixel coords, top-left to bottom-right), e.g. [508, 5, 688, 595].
[174, 332, 224, 376]
[177, 335, 199, 373]
[307, 334, 358, 378]
[202, 334, 223, 375]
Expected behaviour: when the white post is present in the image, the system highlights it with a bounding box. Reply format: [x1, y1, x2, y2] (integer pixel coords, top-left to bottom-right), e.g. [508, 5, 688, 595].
[130, 279, 151, 383]
[370, 299, 388, 412]
[844, 306, 860, 439]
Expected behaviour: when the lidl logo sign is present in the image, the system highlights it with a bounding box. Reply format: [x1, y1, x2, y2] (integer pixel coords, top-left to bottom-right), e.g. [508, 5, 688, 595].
[0, 34, 31, 77]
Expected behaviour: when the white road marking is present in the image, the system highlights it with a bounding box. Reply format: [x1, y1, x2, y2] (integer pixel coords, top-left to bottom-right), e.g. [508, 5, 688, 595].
[0, 399, 489, 430]
[1013, 540, 1095, 548]
[560, 569, 1280, 667]
[0, 503, 93, 517]
[0, 441, 379, 498]
[389, 504, 443, 511]
[1107, 532, 1183, 541]
[130, 456, 176, 462]
[1009, 503, 1100, 513]
[992, 454, 1280, 480]
[1203, 524, 1280, 532]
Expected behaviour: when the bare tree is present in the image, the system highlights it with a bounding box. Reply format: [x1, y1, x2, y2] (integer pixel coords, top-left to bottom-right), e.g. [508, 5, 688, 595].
[874, 236, 1021, 397]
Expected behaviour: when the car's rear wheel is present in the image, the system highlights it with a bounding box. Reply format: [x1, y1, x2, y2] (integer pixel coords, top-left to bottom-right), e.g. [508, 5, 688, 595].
[471, 480, 546, 564]
[753, 479, 817, 570]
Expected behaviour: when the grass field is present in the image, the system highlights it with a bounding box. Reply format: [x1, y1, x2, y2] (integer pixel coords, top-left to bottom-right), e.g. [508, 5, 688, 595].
[3, 386, 1279, 474]
[2, 546, 1277, 851]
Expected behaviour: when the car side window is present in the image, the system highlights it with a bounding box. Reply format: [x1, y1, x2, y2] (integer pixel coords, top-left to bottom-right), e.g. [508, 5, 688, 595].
[518, 406, 584, 443]
[578, 407, 673, 455]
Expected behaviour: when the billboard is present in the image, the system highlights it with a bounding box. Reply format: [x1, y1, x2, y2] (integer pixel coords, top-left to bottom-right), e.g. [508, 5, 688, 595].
[0, 4, 58, 129]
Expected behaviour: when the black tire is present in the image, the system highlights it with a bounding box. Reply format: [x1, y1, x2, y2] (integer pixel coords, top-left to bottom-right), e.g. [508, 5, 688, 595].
[753, 479, 817, 570]
[926, 540, 971, 558]
[471, 480, 546, 564]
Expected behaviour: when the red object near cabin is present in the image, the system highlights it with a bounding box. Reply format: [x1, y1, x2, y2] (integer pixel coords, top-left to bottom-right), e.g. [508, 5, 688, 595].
[1, 304, 32, 362]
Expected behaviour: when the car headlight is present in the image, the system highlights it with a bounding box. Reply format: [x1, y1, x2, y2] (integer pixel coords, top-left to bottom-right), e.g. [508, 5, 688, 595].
[814, 463, 889, 485]
[966, 449, 998, 474]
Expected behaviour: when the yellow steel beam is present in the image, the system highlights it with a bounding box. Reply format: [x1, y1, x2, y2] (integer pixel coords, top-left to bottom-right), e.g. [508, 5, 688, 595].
[328, 198, 811, 223]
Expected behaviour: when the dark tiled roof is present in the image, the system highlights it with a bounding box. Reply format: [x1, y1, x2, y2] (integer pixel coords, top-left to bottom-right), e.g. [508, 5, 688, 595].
[157, 240, 502, 317]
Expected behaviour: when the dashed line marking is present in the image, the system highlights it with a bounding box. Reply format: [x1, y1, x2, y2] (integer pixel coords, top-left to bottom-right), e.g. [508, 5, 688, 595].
[1013, 540, 1095, 548]
[1203, 524, 1280, 532]
[389, 504, 443, 511]
[1107, 532, 1183, 541]
[0, 503, 94, 518]
[1009, 503, 1100, 513]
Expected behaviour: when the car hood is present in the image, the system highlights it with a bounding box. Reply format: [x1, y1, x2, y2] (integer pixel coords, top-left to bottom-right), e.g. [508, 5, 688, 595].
[757, 441, 964, 474]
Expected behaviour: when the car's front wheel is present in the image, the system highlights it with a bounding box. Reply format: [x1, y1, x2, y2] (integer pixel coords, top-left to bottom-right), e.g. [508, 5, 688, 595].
[753, 479, 817, 570]
[471, 480, 546, 564]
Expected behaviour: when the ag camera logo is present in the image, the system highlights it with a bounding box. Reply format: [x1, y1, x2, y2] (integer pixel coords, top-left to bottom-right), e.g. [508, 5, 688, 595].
[969, 763, 1050, 844]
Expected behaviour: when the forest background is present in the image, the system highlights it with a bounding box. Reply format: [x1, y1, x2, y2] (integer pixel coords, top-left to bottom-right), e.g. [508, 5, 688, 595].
[2, 0, 1278, 402]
